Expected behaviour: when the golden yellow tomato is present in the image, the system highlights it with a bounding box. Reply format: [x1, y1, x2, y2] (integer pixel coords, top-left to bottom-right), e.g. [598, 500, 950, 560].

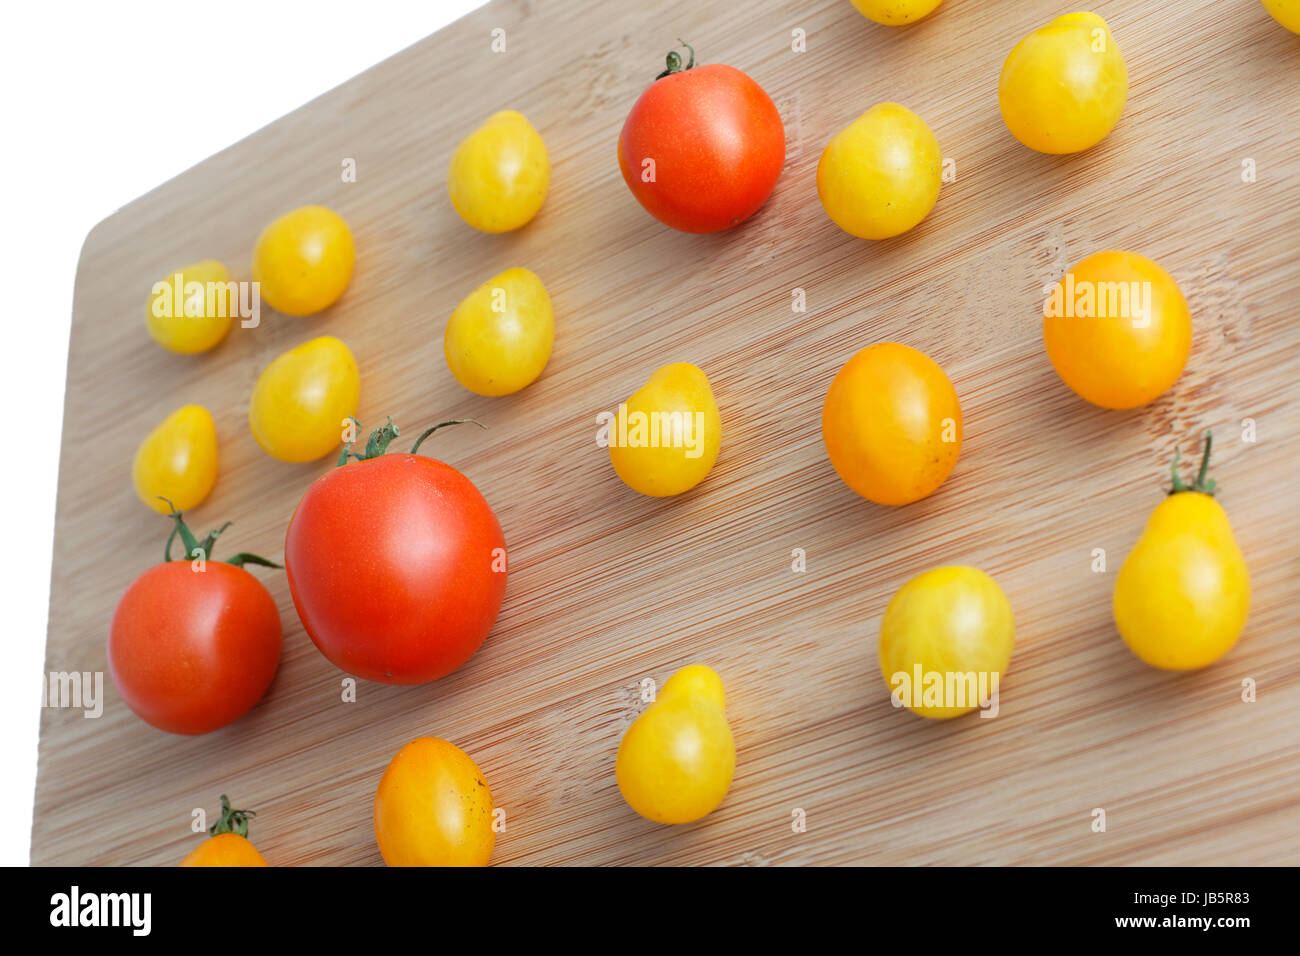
[822, 342, 961, 505]
[1043, 250, 1191, 410]
[608, 362, 721, 497]
[617, 665, 735, 824]
[1263, 0, 1300, 33]
[374, 737, 495, 867]
[445, 267, 554, 396]
[818, 103, 942, 240]
[132, 404, 218, 513]
[249, 335, 360, 463]
[252, 205, 354, 316]
[146, 259, 234, 354]
[999, 12, 1128, 154]
[879, 566, 1014, 720]
[180, 796, 269, 867]
[1114, 433, 1250, 670]
[448, 110, 549, 233]
[850, 0, 942, 26]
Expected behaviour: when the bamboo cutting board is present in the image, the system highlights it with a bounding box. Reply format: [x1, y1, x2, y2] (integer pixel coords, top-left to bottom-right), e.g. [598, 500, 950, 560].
[31, 0, 1300, 866]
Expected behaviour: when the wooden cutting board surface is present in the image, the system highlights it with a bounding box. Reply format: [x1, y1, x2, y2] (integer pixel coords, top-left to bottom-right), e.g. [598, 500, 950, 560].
[31, 0, 1300, 866]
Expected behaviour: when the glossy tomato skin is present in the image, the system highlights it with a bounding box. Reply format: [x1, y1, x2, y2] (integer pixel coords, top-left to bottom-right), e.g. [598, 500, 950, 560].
[180, 833, 269, 867]
[374, 737, 495, 866]
[108, 562, 282, 735]
[618, 63, 784, 234]
[285, 454, 507, 685]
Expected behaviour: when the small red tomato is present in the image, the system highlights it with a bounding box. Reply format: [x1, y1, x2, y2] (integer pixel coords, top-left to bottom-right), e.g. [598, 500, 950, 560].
[285, 419, 507, 685]
[618, 42, 785, 234]
[108, 507, 282, 735]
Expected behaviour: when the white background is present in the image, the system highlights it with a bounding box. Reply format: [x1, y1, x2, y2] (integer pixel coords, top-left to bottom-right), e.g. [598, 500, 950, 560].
[0, 0, 481, 866]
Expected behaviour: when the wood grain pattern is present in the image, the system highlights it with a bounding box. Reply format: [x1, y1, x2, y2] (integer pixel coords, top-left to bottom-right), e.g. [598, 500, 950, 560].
[31, 0, 1300, 866]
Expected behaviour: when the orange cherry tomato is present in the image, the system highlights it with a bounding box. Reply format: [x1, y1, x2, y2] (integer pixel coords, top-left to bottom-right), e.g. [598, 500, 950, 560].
[822, 342, 962, 505]
[1042, 250, 1191, 409]
[373, 737, 495, 867]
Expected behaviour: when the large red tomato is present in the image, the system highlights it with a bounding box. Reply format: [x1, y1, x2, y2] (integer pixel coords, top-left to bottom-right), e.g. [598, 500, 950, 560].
[108, 509, 282, 735]
[618, 43, 785, 233]
[284, 420, 507, 685]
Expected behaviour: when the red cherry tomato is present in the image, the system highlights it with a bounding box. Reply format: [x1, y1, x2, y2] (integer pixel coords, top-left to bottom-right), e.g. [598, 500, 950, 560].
[618, 43, 785, 234]
[108, 509, 282, 735]
[284, 420, 507, 685]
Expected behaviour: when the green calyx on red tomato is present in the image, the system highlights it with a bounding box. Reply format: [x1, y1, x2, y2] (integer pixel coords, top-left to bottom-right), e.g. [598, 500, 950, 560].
[286, 417, 508, 686]
[336, 416, 483, 466]
[108, 507, 283, 736]
[655, 39, 695, 79]
[156, 498, 280, 568]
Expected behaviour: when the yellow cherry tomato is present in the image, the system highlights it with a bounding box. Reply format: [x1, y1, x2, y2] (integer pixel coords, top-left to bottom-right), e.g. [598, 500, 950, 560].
[1043, 250, 1191, 410]
[146, 259, 234, 354]
[617, 665, 736, 824]
[1263, 0, 1300, 33]
[822, 342, 961, 505]
[249, 335, 360, 463]
[879, 566, 1014, 720]
[252, 205, 355, 316]
[817, 103, 942, 240]
[850, 0, 942, 26]
[448, 110, 550, 233]
[374, 737, 495, 867]
[444, 267, 554, 396]
[999, 12, 1128, 154]
[1114, 433, 1250, 670]
[180, 796, 269, 867]
[132, 404, 218, 513]
[608, 362, 721, 497]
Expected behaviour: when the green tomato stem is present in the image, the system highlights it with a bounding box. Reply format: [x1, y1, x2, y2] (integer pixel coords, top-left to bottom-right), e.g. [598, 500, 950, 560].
[655, 39, 695, 80]
[339, 417, 400, 465]
[410, 419, 485, 455]
[339, 417, 485, 463]
[1168, 429, 1218, 496]
[158, 500, 281, 569]
[209, 794, 256, 838]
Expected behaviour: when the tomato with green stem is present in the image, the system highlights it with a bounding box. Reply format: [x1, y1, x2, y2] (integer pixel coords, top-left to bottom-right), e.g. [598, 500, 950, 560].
[618, 41, 785, 234]
[285, 418, 508, 685]
[108, 505, 282, 735]
[1114, 432, 1251, 670]
[180, 795, 269, 867]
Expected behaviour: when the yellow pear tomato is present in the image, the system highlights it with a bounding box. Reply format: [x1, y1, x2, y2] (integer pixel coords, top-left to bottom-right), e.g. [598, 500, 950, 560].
[448, 110, 550, 233]
[1042, 250, 1191, 410]
[617, 665, 736, 824]
[146, 259, 234, 354]
[1114, 433, 1250, 670]
[444, 267, 554, 396]
[879, 566, 1014, 720]
[608, 362, 721, 497]
[252, 205, 355, 316]
[1263, 0, 1300, 33]
[999, 12, 1128, 154]
[373, 737, 495, 867]
[132, 404, 218, 513]
[180, 796, 269, 867]
[850, 0, 942, 26]
[249, 335, 360, 462]
[822, 342, 961, 505]
[818, 103, 942, 240]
